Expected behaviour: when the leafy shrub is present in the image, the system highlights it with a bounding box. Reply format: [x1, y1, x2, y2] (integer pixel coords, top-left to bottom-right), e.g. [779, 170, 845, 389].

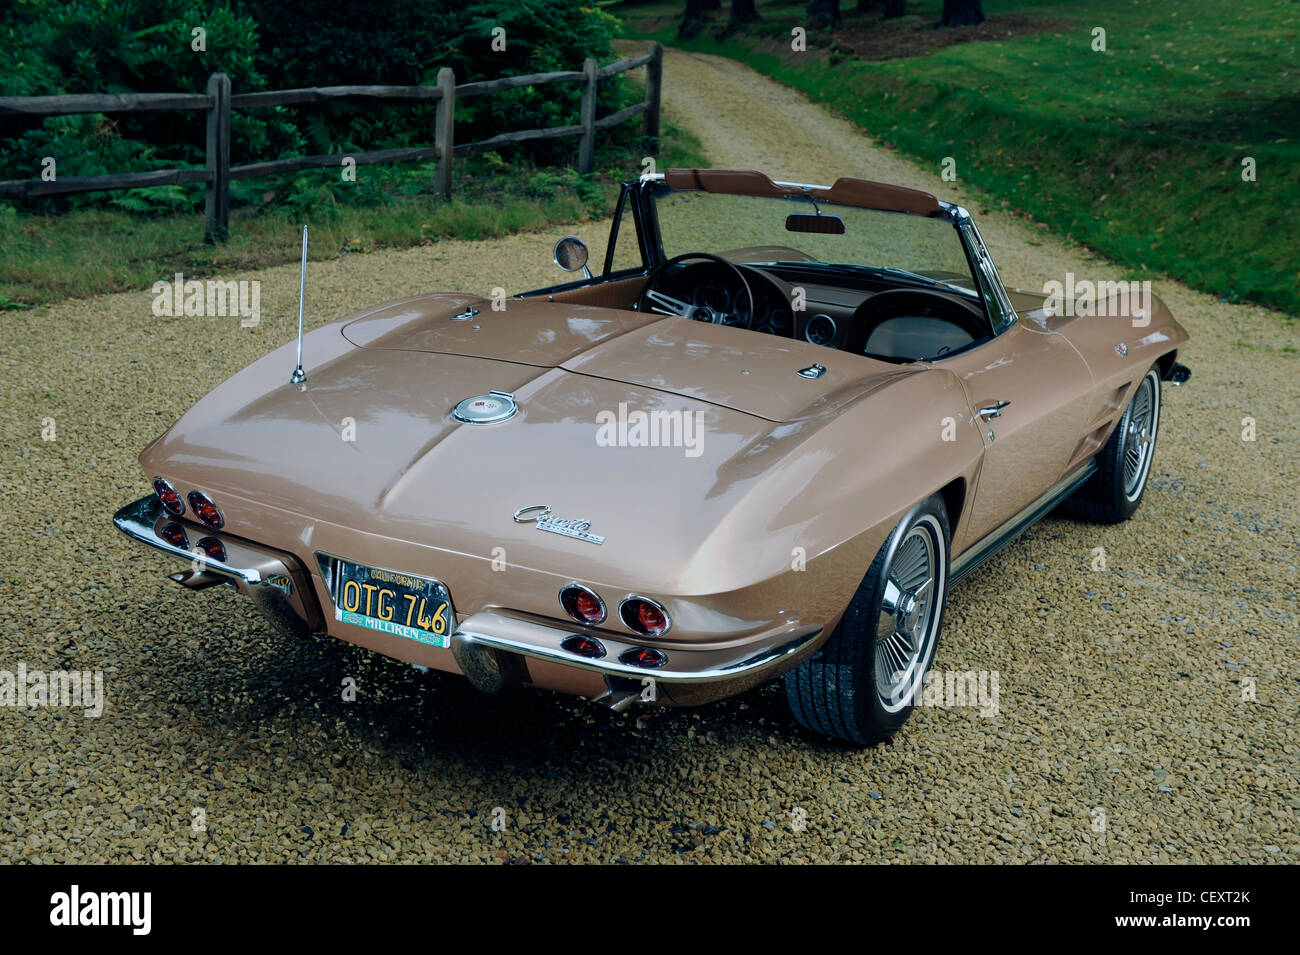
[0, 0, 637, 214]
[0, 0, 264, 211]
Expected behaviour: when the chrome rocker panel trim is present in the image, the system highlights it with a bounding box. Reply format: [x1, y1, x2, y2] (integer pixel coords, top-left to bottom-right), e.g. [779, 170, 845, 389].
[950, 461, 1097, 585]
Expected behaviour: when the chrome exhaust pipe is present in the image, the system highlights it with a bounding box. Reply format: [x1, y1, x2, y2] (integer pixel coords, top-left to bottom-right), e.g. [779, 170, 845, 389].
[590, 686, 640, 713]
[168, 569, 229, 590]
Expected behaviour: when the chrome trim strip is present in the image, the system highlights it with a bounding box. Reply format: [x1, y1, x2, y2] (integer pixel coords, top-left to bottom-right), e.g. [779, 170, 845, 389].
[956, 212, 1018, 334]
[950, 462, 1097, 585]
[452, 614, 823, 685]
[113, 495, 260, 585]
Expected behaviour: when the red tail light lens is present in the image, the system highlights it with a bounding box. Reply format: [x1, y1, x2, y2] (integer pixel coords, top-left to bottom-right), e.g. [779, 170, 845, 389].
[159, 522, 188, 549]
[196, 537, 226, 562]
[561, 635, 606, 659]
[619, 646, 667, 669]
[559, 584, 606, 625]
[187, 491, 223, 529]
[619, 596, 670, 636]
[153, 477, 184, 515]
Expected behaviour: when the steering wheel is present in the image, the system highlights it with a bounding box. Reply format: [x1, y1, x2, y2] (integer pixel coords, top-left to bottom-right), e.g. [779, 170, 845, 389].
[634, 252, 756, 330]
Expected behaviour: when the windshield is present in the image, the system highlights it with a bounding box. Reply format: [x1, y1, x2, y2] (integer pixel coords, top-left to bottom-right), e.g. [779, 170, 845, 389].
[652, 188, 977, 291]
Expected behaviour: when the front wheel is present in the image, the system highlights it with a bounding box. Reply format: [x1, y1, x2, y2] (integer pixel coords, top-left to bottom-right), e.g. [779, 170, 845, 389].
[1067, 364, 1162, 524]
[785, 494, 951, 745]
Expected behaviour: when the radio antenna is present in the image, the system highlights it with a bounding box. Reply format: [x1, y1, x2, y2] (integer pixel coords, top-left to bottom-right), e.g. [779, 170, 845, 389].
[290, 225, 308, 385]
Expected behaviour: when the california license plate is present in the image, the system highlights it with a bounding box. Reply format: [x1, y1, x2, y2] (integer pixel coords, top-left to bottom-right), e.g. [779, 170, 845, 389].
[332, 560, 456, 648]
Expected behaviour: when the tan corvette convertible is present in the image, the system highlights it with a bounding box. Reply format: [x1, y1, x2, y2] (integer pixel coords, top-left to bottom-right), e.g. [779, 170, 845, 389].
[114, 168, 1190, 744]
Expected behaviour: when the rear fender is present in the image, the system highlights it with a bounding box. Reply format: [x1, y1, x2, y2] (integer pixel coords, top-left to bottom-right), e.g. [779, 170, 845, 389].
[679, 367, 983, 632]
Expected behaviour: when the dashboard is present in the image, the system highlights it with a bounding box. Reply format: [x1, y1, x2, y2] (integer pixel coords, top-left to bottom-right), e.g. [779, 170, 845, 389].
[656, 260, 990, 361]
[682, 273, 795, 336]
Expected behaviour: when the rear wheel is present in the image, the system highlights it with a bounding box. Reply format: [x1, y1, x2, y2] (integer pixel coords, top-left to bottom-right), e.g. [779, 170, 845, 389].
[785, 495, 950, 745]
[1067, 365, 1161, 524]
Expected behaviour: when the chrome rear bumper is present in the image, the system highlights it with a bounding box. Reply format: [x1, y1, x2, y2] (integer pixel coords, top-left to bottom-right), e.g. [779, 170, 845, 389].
[115, 495, 823, 706]
[112, 495, 321, 636]
[452, 611, 823, 705]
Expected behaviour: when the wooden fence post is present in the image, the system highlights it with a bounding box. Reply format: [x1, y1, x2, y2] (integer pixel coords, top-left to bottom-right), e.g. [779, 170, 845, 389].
[578, 57, 597, 174]
[204, 72, 231, 243]
[435, 67, 455, 200]
[644, 43, 663, 152]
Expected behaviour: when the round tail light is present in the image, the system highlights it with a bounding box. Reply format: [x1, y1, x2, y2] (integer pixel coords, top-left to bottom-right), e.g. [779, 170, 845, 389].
[187, 491, 224, 529]
[619, 596, 670, 636]
[561, 635, 606, 659]
[159, 522, 189, 549]
[559, 584, 606, 625]
[619, 646, 667, 669]
[196, 537, 226, 562]
[153, 477, 184, 515]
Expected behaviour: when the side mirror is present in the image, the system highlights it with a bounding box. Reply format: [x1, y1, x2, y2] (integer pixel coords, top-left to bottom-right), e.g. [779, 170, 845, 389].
[553, 236, 592, 279]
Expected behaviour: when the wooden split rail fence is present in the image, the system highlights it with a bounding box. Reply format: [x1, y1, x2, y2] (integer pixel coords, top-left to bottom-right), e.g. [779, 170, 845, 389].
[0, 42, 663, 242]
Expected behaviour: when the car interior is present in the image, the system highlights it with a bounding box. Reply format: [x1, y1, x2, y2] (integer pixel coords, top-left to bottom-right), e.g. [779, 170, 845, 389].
[529, 176, 1001, 364]
[539, 256, 994, 363]
[635, 256, 993, 363]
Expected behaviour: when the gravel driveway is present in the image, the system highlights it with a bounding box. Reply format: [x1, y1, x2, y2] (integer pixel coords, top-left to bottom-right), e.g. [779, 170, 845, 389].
[1, 48, 1295, 864]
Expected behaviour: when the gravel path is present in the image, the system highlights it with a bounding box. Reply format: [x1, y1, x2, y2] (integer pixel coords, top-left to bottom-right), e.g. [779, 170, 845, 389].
[1, 48, 1295, 864]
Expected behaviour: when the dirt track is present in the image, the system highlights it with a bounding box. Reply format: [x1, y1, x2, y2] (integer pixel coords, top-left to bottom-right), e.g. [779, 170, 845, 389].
[0, 48, 1295, 863]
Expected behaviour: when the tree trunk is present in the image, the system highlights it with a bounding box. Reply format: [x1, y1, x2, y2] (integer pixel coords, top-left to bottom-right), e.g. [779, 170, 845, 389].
[854, 0, 903, 14]
[731, 0, 760, 25]
[680, 0, 714, 38]
[940, 0, 984, 27]
[807, 0, 841, 29]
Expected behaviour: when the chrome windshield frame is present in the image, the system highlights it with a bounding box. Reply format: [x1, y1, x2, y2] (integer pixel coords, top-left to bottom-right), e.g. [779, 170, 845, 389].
[635, 173, 1017, 334]
[946, 202, 1019, 336]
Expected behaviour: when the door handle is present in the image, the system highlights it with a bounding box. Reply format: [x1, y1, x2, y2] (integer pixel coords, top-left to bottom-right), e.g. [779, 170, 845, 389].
[977, 400, 1011, 420]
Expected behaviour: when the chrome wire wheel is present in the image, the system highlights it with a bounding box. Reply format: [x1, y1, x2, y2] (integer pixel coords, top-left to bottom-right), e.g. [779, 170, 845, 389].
[874, 513, 946, 713]
[1122, 370, 1161, 501]
[785, 493, 952, 744]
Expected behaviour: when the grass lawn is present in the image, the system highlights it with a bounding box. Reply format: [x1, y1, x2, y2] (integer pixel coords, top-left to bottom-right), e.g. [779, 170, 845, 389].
[619, 0, 1299, 317]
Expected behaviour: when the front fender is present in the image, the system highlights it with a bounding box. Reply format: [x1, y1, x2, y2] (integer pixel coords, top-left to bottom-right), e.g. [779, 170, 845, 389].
[1053, 290, 1189, 384]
